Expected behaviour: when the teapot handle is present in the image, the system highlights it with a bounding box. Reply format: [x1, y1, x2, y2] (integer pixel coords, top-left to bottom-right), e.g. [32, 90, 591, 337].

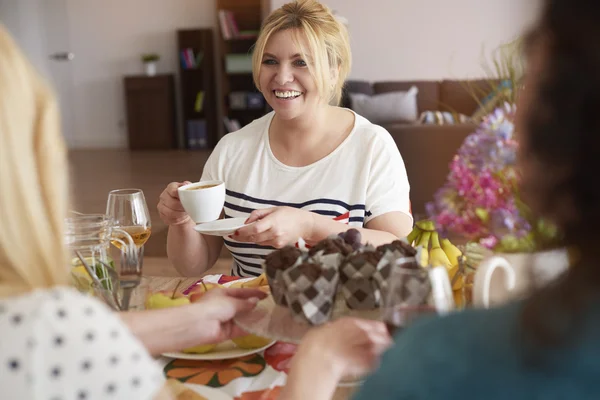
[473, 256, 516, 308]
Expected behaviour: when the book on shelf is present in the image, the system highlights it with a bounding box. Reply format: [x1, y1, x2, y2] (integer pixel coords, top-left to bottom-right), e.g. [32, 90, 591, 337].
[225, 54, 253, 73]
[223, 116, 241, 133]
[228, 91, 266, 110]
[246, 92, 265, 109]
[218, 9, 259, 40]
[218, 10, 232, 40]
[186, 119, 208, 149]
[180, 48, 203, 70]
[194, 91, 205, 113]
[229, 91, 247, 110]
[230, 119, 241, 131]
[238, 30, 260, 39]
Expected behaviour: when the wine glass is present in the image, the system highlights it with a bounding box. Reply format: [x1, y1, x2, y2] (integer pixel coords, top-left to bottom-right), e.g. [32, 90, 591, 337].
[106, 189, 151, 271]
[381, 257, 437, 336]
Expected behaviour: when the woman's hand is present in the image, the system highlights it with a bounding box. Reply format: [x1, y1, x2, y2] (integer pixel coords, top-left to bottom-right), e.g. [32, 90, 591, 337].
[234, 207, 315, 248]
[121, 287, 266, 356]
[157, 181, 192, 226]
[190, 287, 268, 343]
[280, 318, 392, 400]
[298, 317, 392, 379]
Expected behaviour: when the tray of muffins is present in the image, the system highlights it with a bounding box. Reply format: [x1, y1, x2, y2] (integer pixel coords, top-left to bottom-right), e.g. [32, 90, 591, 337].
[234, 229, 422, 343]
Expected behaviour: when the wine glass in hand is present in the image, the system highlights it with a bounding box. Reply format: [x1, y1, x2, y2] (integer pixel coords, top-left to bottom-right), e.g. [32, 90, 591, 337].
[382, 257, 436, 336]
[106, 189, 151, 270]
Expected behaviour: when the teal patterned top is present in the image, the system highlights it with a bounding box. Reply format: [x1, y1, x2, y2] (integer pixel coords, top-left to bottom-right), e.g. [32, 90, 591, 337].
[354, 301, 600, 399]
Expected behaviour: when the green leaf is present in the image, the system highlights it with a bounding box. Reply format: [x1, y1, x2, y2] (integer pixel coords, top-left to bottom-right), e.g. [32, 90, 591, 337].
[475, 208, 489, 222]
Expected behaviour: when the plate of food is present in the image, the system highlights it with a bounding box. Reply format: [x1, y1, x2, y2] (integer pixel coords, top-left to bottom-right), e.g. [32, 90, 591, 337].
[162, 338, 275, 361]
[161, 274, 274, 360]
[193, 217, 250, 236]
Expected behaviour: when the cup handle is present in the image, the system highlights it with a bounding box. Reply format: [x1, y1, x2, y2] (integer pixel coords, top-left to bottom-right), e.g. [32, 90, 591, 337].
[473, 256, 516, 308]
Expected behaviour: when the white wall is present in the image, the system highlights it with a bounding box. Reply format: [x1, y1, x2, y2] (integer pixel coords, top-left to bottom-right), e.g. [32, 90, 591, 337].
[65, 0, 216, 148]
[0, 0, 48, 75]
[271, 0, 541, 81]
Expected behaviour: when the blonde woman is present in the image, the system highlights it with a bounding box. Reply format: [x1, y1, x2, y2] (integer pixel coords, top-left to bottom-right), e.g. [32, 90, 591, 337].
[159, 0, 413, 277]
[0, 25, 266, 399]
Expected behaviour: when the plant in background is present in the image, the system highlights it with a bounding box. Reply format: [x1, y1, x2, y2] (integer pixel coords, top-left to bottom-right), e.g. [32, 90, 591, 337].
[465, 38, 526, 122]
[141, 53, 160, 63]
[426, 102, 558, 253]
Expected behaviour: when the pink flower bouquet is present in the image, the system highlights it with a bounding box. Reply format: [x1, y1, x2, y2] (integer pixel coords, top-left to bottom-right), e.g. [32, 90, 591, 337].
[426, 103, 557, 253]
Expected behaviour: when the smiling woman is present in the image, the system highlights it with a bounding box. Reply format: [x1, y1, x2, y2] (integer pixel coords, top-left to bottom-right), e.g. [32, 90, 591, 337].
[252, 1, 351, 108]
[159, 0, 414, 278]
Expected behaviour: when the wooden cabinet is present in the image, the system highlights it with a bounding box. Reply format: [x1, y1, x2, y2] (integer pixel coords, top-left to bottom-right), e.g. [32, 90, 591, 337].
[124, 75, 177, 150]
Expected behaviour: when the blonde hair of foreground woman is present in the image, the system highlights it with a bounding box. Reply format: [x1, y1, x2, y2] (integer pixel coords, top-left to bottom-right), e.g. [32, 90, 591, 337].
[252, 0, 351, 106]
[0, 24, 69, 297]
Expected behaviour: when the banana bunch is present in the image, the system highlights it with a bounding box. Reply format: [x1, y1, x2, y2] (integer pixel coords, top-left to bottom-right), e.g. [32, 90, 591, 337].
[406, 219, 463, 290]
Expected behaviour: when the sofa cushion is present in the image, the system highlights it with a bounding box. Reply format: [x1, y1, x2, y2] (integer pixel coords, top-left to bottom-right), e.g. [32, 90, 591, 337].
[340, 80, 373, 108]
[418, 111, 471, 125]
[373, 81, 439, 114]
[439, 79, 500, 115]
[349, 86, 419, 123]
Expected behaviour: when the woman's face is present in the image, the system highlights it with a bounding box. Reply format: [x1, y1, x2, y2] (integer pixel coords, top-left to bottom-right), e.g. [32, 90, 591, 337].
[258, 29, 321, 120]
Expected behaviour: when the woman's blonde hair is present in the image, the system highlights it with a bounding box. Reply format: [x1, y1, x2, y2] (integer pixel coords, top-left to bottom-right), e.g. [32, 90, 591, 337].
[252, 0, 351, 106]
[0, 25, 69, 297]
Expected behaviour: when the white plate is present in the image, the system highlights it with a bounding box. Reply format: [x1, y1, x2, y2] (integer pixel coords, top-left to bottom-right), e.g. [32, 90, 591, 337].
[194, 217, 249, 236]
[162, 339, 275, 361]
[184, 384, 233, 400]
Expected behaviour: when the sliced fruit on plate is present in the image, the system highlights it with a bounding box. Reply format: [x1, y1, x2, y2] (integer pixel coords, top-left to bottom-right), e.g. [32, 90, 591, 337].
[231, 334, 272, 349]
[182, 344, 217, 354]
[227, 273, 268, 289]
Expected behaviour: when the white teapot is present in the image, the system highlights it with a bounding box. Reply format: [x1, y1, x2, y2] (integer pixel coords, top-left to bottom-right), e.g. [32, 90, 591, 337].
[472, 249, 569, 308]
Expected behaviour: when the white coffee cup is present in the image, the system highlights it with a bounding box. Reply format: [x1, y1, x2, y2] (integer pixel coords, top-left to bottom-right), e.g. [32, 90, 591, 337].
[473, 249, 569, 308]
[178, 180, 225, 223]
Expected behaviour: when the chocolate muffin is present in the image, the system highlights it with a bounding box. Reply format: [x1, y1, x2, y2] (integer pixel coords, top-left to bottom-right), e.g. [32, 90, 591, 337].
[286, 261, 329, 282]
[282, 261, 339, 325]
[308, 237, 353, 258]
[339, 250, 385, 310]
[377, 240, 417, 257]
[264, 246, 304, 306]
[341, 250, 382, 278]
[264, 246, 303, 279]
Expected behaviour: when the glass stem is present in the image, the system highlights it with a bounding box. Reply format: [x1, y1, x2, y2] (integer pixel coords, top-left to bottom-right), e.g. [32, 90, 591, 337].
[138, 245, 145, 273]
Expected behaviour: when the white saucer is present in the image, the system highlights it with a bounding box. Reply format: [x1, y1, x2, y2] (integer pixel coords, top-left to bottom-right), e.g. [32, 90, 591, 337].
[194, 217, 249, 236]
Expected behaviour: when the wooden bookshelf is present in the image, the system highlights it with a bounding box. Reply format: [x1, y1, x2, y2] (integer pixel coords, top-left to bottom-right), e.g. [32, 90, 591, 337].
[177, 29, 217, 149]
[216, 0, 271, 132]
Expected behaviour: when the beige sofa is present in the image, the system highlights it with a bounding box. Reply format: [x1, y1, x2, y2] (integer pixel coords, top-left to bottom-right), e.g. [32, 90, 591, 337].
[342, 79, 495, 216]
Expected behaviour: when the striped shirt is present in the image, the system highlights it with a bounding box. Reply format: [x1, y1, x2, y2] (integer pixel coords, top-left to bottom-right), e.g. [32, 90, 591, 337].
[201, 110, 412, 277]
